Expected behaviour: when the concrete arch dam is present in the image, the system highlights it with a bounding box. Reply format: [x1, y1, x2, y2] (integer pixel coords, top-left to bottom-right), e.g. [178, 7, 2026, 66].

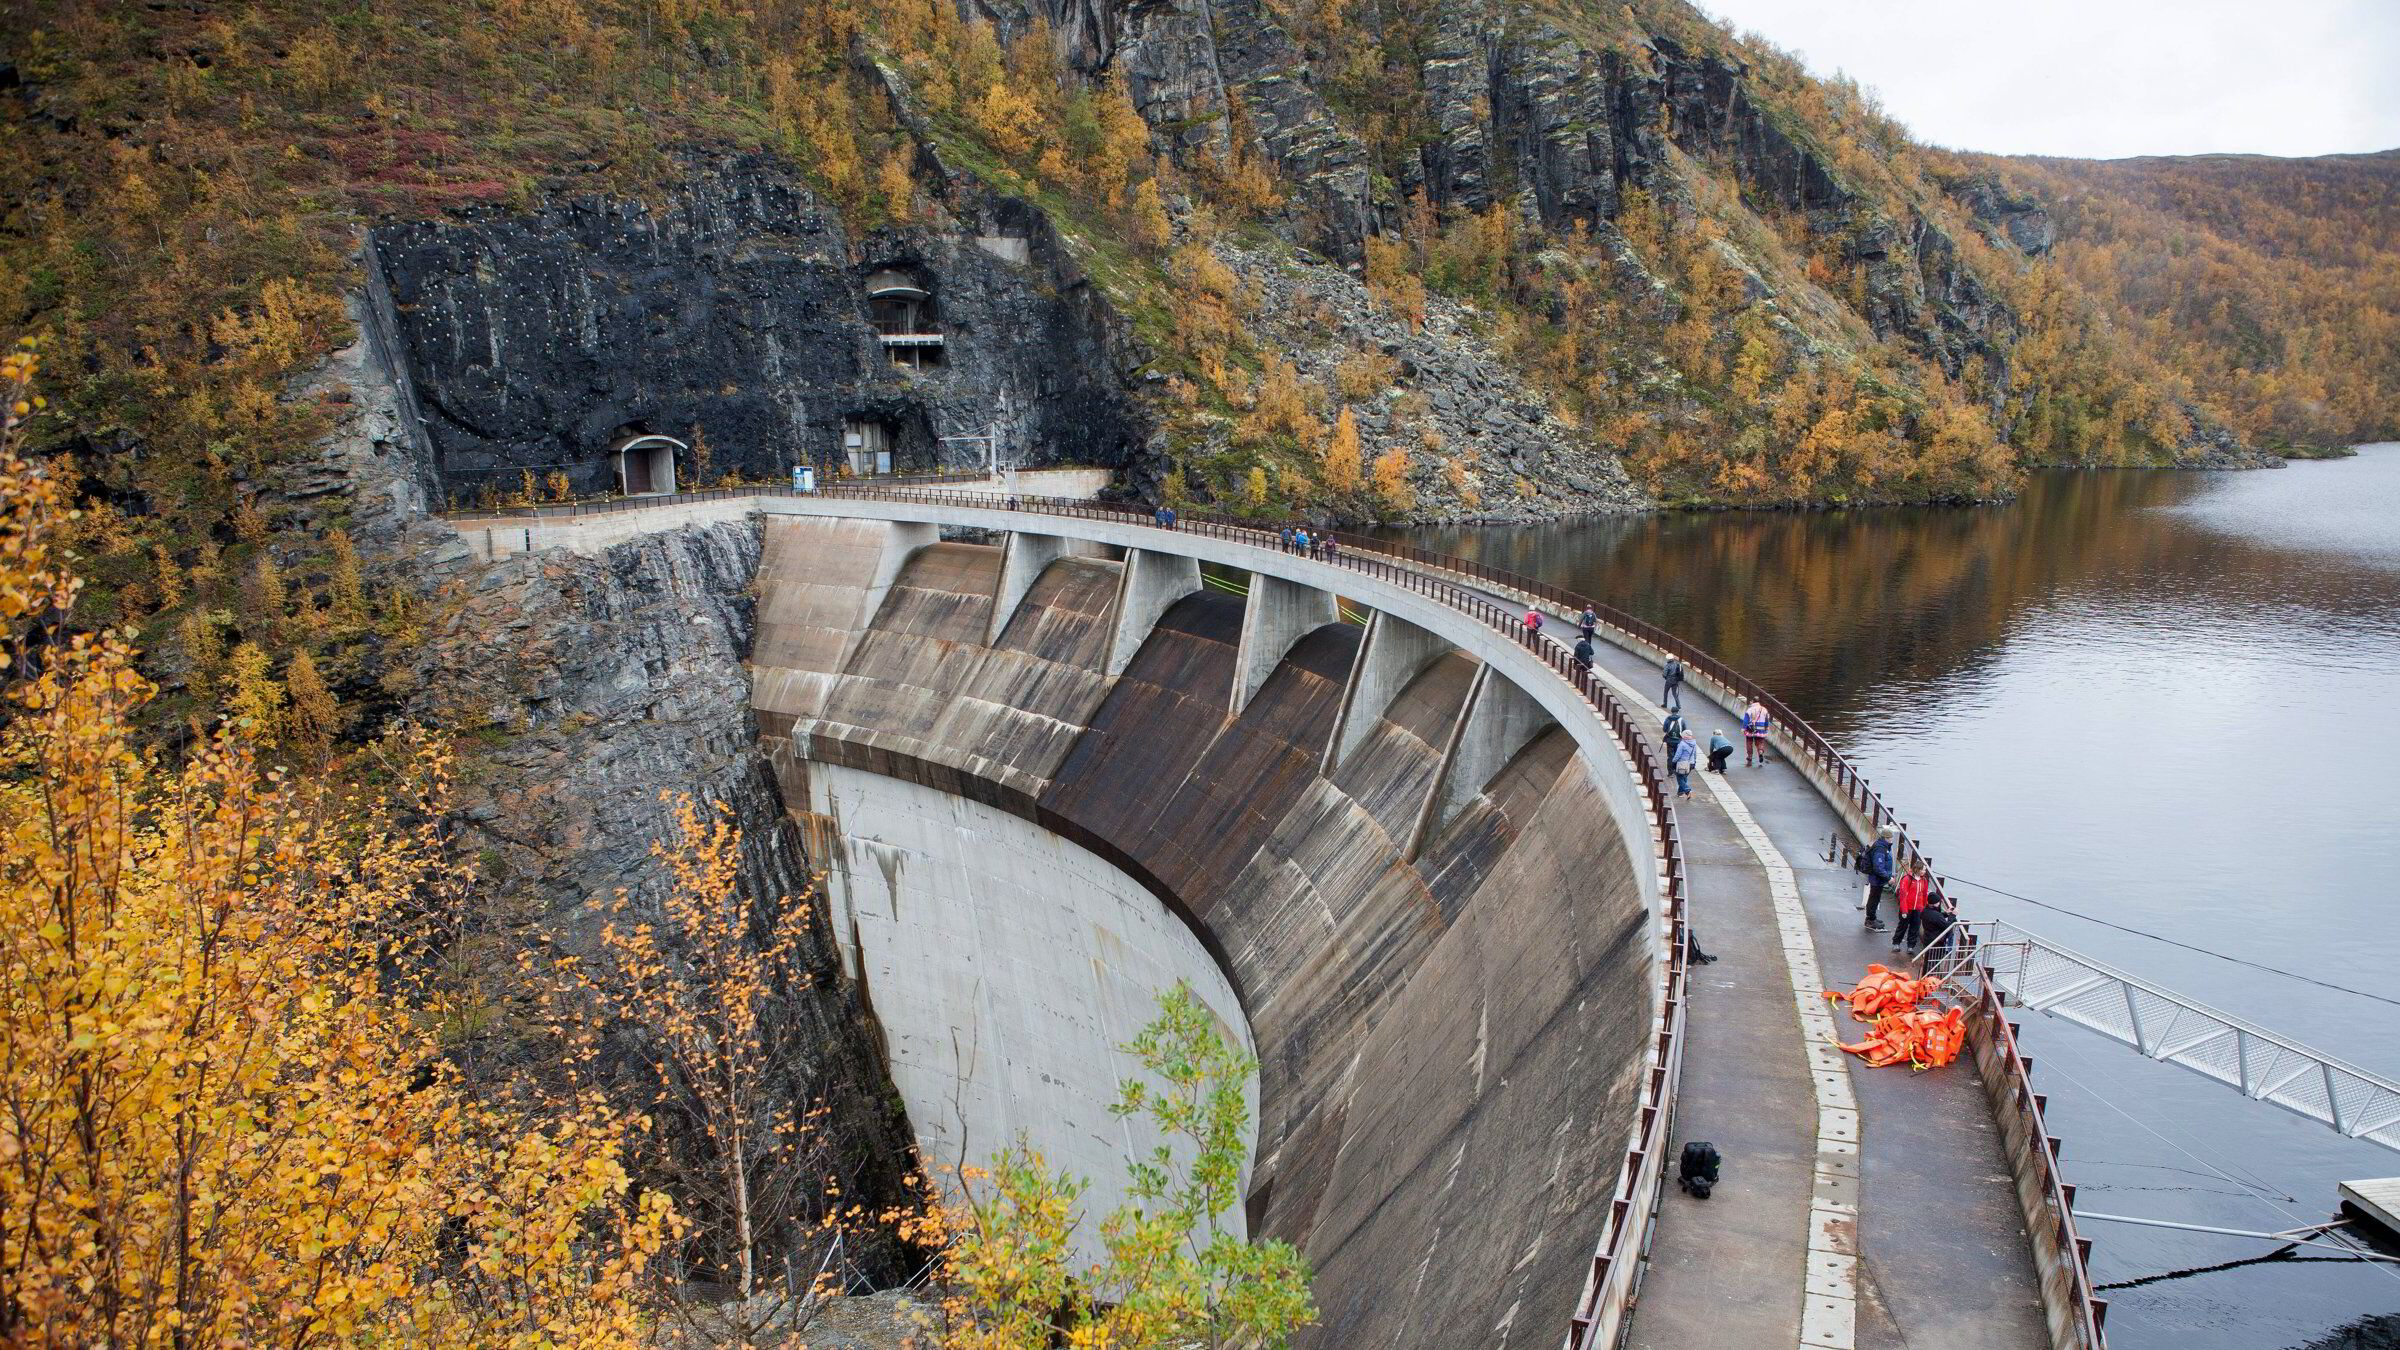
[749, 503, 1672, 1347]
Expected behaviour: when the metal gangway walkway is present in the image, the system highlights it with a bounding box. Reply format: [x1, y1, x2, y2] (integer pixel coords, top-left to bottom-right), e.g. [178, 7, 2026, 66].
[1926, 921, 2400, 1152]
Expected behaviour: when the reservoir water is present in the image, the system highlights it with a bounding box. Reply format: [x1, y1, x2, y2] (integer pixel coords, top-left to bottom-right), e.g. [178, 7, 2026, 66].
[1389, 445, 2400, 1349]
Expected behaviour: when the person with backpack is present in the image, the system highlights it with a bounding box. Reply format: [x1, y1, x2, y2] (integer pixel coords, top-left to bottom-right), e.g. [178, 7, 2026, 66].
[1524, 608, 1544, 641]
[1892, 857, 1932, 951]
[1661, 655, 1685, 711]
[1671, 731, 1699, 798]
[1662, 708, 1689, 756]
[1573, 635, 1596, 673]
[1858, 827, 1897, 932]
[1707, 728, 1735, 773]
[1578, 606, 1599, 642]
[1741, 699, 1771, 766]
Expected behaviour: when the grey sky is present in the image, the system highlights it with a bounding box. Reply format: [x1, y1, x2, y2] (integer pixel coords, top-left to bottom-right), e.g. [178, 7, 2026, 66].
[1693, 0, 2400, 159]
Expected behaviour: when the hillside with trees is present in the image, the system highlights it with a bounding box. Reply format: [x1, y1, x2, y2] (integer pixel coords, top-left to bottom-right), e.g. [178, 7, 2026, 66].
[1973, 150, 2400, 454]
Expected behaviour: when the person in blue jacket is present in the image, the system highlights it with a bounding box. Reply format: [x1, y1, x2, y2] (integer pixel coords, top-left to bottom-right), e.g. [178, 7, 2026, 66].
[1671, 731, 1699, 797]
[1706, 729, 1735, 773]
[1859, 826, 1897, 932]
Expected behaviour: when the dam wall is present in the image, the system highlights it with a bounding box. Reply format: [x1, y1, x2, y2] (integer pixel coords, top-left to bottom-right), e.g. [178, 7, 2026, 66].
[803, 759, 1255, 1260]
[752, 511, 1662, 1347]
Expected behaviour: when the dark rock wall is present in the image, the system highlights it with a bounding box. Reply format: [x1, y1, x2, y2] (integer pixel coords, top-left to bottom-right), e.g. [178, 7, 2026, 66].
[401, 520, 921, 1277]
[368, 159, 1149, 505]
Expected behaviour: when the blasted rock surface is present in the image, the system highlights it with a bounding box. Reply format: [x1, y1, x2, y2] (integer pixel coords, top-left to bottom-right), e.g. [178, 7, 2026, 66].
[367, 158, 1147, 503]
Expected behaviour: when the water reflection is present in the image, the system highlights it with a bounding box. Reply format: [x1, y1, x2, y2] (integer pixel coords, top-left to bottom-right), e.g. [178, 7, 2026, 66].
[1383, 461, 2400, 743]
[1385, 447, 2400, 1350]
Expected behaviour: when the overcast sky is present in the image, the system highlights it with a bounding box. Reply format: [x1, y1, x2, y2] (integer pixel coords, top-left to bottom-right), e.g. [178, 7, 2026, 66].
[1692, 0, 2400, 159]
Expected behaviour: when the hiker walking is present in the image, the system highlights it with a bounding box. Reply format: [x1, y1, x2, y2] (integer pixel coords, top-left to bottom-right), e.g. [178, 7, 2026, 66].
[1524, 608, 1544, 642]
[1672, 731, 1699, 798]
[1706, 728, 1735, 774]
[1573, 635, 1596, 673]
[1662, 655, 1685, 711]
[1741, 699, 1770, 766]
[1662, 708, 1689, 755]
[1859, 826, 1897, 932]
[1578, 606, 1599, 642]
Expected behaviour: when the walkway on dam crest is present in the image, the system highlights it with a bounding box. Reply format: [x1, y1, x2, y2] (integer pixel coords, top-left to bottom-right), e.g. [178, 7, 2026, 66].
[1514, 604, 2048, 1350]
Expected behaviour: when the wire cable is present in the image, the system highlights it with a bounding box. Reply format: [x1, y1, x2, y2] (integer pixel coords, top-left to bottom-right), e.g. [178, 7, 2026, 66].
[1939, 871, 2400, 1012]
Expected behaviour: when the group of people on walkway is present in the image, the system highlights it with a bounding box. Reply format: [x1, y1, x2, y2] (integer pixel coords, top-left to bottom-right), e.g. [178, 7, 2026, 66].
[1854, 826, 1952, 949]
[1663, 690, 1775, 800]
[1279, 525, 1337, 559]
[1656, 645, 1957, 953]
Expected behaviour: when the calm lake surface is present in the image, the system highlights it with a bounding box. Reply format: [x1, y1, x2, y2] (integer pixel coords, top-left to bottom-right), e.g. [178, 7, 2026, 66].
[1391, 446, 2400, 1349]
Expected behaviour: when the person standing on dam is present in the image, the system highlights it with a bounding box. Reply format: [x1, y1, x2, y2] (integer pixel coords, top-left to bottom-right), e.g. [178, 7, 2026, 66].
[1741, 698, 1771, 766]
[1663, 707, 1689, 756]
[1579, 605, 1599, 642]
[1861, 827, 1898, 932]
[1662, 655, 1685, 710]
[1892, 858, 1932, 950]
[1573, 635, 1596, 673]
[1672, 731, 1699, 797]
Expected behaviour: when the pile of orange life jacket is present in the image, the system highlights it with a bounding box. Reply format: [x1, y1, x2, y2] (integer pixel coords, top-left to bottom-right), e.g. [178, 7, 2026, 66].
[1823, 964, 1967, 1071]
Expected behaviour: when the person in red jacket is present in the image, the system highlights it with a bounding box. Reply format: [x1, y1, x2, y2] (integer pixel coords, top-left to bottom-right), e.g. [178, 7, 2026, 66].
[1891, 858, 1933, 952]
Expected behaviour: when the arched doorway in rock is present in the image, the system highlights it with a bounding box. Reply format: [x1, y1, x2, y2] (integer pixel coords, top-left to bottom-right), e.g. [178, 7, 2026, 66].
[609, 433, 687, 497]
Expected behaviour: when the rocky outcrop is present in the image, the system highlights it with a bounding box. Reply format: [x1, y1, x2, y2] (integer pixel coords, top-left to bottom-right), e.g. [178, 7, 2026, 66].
[1947, 172, 2058, 256]
[1218, 241, 1645, 521]
[367, 156, 1149, 505]
[276, 301, 919, 1275]
[397, 518, 920, 1274]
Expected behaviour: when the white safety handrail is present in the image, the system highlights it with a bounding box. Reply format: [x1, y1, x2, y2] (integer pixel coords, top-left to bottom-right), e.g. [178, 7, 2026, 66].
[1927, 921, 2400, 1152]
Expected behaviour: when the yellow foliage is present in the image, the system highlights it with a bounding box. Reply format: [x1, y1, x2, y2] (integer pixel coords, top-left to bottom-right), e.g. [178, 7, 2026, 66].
[1321, 406, 1363, 493]
[283, 647, 338, 760]
[1363, 234, 1426, 331]
[1334, 347, 1397, 403]
[1238, 357, 1318, 452]
[1370, 446, 1413, 511]
[0, 356, 673, 1345]
[1128, 177, 1172, 252]
[975, 81, 1045, 161]
[1243, 464, 1269, 508]
[879, 151, 916, 223]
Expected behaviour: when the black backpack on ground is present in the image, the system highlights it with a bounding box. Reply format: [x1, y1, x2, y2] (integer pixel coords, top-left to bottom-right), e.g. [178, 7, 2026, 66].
[1679, 1141, 1721, 1199]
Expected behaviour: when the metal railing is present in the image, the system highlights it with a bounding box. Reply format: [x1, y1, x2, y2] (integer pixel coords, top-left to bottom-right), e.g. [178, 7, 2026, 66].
[1931, 921, 2400, 1152]
[440, 471, 992, 522]
[434, 480, 2093, 1347]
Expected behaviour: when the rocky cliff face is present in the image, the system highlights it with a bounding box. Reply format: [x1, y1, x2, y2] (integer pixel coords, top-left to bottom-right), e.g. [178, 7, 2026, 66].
[369, 155, 1149, 506]
[287, 312, 921, 1276]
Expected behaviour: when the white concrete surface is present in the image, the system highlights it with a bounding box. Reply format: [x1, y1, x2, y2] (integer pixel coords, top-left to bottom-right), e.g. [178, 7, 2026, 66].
[806, 763, 1256, 1259]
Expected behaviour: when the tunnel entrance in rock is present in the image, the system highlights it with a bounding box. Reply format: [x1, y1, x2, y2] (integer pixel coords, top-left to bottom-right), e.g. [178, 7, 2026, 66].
[608, 430, 686, 497]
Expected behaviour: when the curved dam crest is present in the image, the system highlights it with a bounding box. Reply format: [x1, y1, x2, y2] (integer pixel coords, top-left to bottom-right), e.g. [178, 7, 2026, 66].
[749, 515, 1661, 1346]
